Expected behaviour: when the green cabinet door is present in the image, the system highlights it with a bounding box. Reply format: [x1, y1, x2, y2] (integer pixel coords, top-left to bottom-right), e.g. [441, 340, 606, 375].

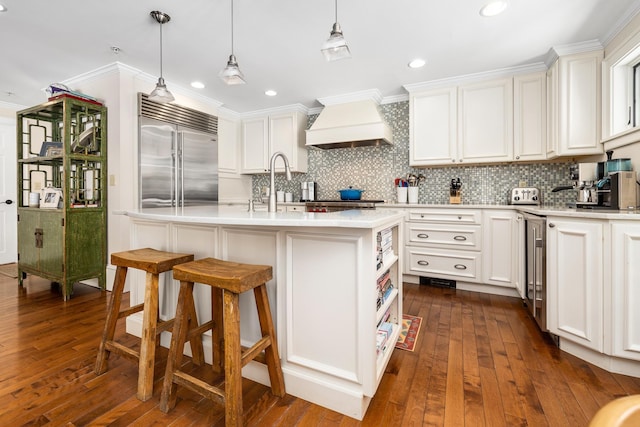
[39, 211, 63, 276]
[17, 209, 39, 270]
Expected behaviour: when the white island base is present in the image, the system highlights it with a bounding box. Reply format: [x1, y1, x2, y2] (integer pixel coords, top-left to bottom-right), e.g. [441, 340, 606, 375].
[123, 207, 404, 420]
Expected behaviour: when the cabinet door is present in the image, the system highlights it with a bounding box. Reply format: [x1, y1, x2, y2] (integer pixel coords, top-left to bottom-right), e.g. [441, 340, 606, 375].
[241, 117, 269, 173]
[218, 117, 240, 174]
[409, 87, 457, 166]
[611, 222, 640, 361]
[17, 209, 39, 269]
[553, 51, 603, 157]
[547, 218, 603, 351]
[482, 210, 518, 289]
[270, 112, 307, 173]
[546, 61, 559, 157]
[458, 78, 513, 163]
[514, 72, 546, 161]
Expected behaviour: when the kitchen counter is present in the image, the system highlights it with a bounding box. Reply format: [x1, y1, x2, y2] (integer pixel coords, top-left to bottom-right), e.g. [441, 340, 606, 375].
[125, 205, 405, 228]
[378, 202, 640, 220]
[123, 205, 404, 420]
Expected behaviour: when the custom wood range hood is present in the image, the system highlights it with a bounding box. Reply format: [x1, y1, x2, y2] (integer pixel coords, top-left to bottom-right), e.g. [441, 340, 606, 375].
[305, 99, 394, 149]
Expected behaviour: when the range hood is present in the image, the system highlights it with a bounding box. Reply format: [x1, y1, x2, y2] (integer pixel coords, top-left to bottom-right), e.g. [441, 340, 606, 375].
[305, 99, 393, 149]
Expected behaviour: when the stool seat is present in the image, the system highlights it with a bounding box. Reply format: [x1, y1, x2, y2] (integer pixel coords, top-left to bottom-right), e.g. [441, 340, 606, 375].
[160, 257, 284, 427]
[172, 257, 272, 293]
[111, 248, 194, 274]
[95, 248, 198, 402]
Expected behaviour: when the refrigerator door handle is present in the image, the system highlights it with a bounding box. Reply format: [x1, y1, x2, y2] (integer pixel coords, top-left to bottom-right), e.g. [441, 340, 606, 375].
[177, 132, 184, 207]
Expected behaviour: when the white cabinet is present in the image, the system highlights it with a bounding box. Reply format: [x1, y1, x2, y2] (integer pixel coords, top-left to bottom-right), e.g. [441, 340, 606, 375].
[241, 110, 307, 174]
[405, 209, 482, 282]
[218, 116, 241, 174]
[546, 50, 603, 158]
[409, 87, 457, 166]
[514, 72, 547, 161]
[547, 217, 604, 352]
[458, 77, 513, 163]
[409, 77, 513, 165]
[610, 222, 640, 361]
[482, 210, 520, 292]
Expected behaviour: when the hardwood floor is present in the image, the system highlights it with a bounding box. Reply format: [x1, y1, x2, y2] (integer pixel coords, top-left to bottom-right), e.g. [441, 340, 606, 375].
[1, 272, 639, 426]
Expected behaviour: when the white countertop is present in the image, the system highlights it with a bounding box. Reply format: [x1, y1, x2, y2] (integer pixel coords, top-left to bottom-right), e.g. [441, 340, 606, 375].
[124, 205, 405, 229]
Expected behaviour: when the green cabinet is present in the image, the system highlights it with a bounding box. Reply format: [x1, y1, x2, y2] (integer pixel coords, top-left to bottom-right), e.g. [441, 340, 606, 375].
[16, 96, 107, 300]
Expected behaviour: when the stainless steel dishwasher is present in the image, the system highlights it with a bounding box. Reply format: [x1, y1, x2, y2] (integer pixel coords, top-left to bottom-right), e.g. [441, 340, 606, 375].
[523, 212, 547, 331]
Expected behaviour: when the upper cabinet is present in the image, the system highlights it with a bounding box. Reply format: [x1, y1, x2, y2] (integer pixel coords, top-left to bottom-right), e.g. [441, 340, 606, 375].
[218, 116, 241, 174]
[409, 74, 546, 166]
[514, 72, 547, 161]
[457, 77, 514, 164]
[241, 110, 307, 174]
[546, 49, 603, 158]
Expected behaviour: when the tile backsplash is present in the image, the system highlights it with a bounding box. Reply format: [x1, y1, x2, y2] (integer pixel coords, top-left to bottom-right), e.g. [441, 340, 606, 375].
[252, 101, 577, 206]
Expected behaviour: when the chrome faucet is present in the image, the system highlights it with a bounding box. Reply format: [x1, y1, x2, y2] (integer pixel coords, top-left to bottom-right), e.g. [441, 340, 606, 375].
[268, 151, 292, 212]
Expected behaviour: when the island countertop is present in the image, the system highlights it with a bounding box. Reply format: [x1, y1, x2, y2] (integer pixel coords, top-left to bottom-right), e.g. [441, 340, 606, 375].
[124, 205, 406, 228]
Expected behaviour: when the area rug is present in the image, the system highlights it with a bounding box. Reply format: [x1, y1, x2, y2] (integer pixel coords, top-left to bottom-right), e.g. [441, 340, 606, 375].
[396, 314, 422, 352]
[0, 263, 18, 278]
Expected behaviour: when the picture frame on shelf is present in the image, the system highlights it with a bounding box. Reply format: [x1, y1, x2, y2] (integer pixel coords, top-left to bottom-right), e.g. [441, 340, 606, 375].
[39, 141, 63, 157]
[40, 188, 62, 209]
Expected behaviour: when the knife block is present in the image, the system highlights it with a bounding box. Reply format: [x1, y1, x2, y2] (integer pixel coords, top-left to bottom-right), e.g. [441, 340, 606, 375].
[449, 190, 461, 204]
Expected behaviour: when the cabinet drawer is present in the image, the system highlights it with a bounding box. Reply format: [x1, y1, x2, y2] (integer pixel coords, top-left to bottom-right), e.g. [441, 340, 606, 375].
[405, 247, 480, 281]
[286, 205, 305, 212]
[407, 223, 481, 250]
[408, 209, 481, 224]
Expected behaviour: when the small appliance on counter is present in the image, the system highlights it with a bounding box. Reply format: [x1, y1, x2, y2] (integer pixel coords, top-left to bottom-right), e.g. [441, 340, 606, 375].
[300, 181, 317, 202]
[551, 162, 599, 208]
[510, 187, 540, 205]
[598, 171, 638, 210]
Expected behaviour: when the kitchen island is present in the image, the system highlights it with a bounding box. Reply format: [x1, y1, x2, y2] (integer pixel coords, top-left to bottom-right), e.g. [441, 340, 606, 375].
[123, 206, 404, 420]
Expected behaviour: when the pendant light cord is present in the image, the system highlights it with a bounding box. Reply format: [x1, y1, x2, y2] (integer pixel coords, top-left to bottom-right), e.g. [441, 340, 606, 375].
[159, 21, 164, 78]
[335, 0, 338, 23]
[231, 0, 235, 55]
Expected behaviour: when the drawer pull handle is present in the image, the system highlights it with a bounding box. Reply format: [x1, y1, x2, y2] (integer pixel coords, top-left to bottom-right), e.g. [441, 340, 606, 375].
[453, 235, 467, 241]
[417, 233, 429, 239]
[454, 264, 467, 270]
[417, 260, 429, 266]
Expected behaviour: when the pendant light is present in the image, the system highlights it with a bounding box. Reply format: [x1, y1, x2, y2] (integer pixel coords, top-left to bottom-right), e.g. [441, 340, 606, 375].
[219, 0, 246, 85]
[148, 10, 175, 103]
[321, 0, 351, 61]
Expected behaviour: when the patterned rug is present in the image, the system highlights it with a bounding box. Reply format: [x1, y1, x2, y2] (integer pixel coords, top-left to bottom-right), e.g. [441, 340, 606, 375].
[396, 314, 422, 352]
[0, 263, 18, 278]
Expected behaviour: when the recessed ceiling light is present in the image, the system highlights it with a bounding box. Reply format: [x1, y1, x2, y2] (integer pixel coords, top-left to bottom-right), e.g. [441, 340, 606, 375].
[480, 0, 508, 17]
[191, 81, 205, 89]
[0, 4, 7, 12]
[408, 58, 426, 69]
[265, 90, 277, 97]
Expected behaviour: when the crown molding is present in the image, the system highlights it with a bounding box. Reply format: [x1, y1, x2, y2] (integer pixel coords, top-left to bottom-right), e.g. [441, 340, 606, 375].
[317, 89, 384, 106]
[601, 0, 640, 47]
[239, 103, 309, 119]
[545, 39, 604, 66]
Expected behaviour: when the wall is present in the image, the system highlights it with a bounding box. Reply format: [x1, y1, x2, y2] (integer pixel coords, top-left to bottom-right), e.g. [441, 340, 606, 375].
[252, 101, 577, 207]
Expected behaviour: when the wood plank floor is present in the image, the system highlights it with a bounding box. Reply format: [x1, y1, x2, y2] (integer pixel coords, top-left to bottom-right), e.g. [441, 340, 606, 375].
[1, 273, 639, 426]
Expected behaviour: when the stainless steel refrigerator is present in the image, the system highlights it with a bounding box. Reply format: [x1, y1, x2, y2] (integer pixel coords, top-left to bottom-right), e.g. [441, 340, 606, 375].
[139, 115, 218, 208]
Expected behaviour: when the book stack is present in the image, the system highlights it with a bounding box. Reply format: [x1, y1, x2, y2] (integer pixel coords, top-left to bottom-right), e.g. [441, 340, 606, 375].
[376, 319, 394, 355]
[376, 227, 394, 270]
[376, 270, 394, 310]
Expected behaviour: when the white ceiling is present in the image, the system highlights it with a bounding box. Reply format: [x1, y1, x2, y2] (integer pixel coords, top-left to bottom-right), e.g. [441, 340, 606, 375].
[1, 0, 640, 113]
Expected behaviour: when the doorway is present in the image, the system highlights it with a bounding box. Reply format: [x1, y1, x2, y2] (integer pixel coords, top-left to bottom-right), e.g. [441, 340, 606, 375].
[0, 117, 17, 264]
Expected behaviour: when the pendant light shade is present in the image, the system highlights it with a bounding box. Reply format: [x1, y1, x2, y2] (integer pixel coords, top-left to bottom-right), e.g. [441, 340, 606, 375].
[322, 0, 351, 61]
[148, 10, 174, 103]
[220, 0, 246, 85]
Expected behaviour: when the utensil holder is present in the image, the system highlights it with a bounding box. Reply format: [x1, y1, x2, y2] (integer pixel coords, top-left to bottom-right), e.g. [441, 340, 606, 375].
[449, 190, 461, 204]
[397, 187, 408, 203]
[408, 187, 419, 204]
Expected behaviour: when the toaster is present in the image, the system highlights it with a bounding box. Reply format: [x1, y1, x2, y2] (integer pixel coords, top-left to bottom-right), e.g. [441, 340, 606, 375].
[510, 187, 540, 205]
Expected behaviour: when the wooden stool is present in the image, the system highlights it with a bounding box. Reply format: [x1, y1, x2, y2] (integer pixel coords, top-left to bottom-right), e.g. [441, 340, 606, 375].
[160, 257, 285, 427]
[94, 248, 200, 402]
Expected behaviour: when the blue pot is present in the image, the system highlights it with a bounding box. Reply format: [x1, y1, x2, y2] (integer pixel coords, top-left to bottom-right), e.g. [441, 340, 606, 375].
[338, 187, 364, 200]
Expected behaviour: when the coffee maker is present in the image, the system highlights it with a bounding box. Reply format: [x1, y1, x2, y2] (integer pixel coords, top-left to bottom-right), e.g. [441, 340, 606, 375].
[598, 171, 638, 210]
[300, 181, 317, 201]
[572, 163, 599, 207]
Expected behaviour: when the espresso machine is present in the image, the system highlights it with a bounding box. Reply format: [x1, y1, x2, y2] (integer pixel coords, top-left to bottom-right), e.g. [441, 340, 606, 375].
[572, 163, 599, 207]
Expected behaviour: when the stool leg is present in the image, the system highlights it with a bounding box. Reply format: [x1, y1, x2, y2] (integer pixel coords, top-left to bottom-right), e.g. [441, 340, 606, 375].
[160, 280, 194, 412]
[95, 265, 128, 375]
[185, 286, 204, 366]
[224, 290, 243, 427]
[254, 284, 285, 397]
[137, 271, 160, 401]
[211, 286, 224, 373]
